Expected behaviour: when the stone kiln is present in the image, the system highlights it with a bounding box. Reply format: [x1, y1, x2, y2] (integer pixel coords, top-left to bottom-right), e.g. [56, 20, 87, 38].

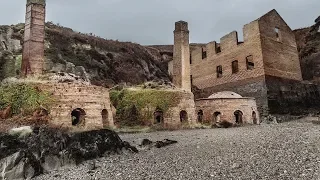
[195, 91, 259, 125]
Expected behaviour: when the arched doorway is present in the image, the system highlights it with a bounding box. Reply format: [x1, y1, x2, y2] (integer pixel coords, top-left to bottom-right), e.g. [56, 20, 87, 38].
[71, 108, 86, 126]
[234, 110, 243, 124]
[154, 108, 164, 124]
[213, 112, 221, 124]
[252, 111, 257, 124]
[101, 109, 109, 127]
[197, 110, 204, 123]
[180, 110, 188, 122]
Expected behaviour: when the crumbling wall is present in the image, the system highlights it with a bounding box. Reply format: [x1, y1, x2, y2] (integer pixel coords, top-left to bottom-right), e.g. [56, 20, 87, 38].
[258, 10, 302, 81]
[191, 20, 265, 90]
[38, 83, 114, 130]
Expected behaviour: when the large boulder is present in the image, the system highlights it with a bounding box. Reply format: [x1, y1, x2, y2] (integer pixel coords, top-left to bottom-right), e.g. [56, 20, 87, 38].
[0, 127, 137, 179]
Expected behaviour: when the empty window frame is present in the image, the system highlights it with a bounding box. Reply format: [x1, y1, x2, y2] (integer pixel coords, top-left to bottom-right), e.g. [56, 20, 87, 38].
[275, 27, 280, 41]
[216, 65, 223, 78]
[232, 60, 239, 74]
[202, 48, 207, 59]
[246, 55, 254, 70]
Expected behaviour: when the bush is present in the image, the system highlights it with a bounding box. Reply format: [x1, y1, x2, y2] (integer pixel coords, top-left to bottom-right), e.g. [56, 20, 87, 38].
[110, 89, 182, 126]
[0, 84, 54, 115]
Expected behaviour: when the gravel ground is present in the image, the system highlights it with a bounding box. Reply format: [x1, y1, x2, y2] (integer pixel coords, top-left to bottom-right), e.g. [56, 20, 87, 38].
[35, 118, 320, 180]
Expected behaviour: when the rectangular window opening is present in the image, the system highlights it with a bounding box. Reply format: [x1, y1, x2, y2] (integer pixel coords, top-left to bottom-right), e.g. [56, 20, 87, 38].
[216, 46, 221, 53]
[274, 27, 280, 40]
[216, 65, 223, 78]
[246, 55, 254, 70]
[232, 60, 239, 74]
[202, 48, 207, 59]
[190, 53, 192, 64]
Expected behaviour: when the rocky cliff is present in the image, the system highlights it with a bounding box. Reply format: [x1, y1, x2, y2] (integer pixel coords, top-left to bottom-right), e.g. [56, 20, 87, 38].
[293, 16, 320, 81]
[0, 22, 170, 87]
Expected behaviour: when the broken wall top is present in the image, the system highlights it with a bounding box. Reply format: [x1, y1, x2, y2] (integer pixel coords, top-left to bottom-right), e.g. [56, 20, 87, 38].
[27, 0, 46, 6]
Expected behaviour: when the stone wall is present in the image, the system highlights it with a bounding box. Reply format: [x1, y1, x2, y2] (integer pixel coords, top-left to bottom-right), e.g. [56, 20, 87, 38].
[265, 75, 320, 114]
[162, 90, 196, 128]
[37, 82, 114, 130]
[190, 20, 265, 90]
[195, 98, 259, 124]
[259, 10, 302, 81]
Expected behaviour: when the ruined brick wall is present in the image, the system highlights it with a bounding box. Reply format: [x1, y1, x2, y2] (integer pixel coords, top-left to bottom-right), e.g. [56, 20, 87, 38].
[191, 20, 265, 90]
[258, 10, 302, 81]
[21, 0, 46, 76]
[38, 82, 114, 130]
[195, 98, 260, 124]
[173, 21, 191, 91]
[163, 90, 196, 128]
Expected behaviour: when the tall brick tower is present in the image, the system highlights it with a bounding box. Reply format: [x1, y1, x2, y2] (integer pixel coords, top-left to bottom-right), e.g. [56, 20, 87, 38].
[21, 0, 46, 76]
[173, 21, 191, 91]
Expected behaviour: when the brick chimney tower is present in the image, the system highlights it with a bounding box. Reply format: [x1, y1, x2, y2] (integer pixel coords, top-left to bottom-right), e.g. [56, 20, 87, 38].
[21, 0, 46, 77]
[173, 21, 191, 91]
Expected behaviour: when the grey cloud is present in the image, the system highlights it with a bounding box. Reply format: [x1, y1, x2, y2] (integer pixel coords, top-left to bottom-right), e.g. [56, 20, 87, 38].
[1, 0, 319, 45]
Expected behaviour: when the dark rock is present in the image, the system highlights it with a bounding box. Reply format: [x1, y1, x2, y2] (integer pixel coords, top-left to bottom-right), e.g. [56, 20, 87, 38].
[0, 133, 27, 160]
[139, 138, 178, 149]
[155, 139, 178, 148]
[140, 139, 153, 146]
[0, 127, 137, 179]
[214, 121, 234, 128]
[0, 150, 42, 180]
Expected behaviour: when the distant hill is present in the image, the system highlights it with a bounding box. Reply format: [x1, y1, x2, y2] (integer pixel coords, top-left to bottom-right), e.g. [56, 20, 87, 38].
[0, 22, 170, 87]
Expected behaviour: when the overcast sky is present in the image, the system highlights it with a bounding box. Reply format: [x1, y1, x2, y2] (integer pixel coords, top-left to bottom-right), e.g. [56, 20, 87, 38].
[1, 0, 319, 45]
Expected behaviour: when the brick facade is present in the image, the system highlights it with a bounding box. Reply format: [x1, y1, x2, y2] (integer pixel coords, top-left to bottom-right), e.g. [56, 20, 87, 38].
[173, 21, 191, 91]
[186, 9, 319, 116]
[37, 82, 114, 130]
[195, 96, 260, 125]
[21, 0, 46, 76]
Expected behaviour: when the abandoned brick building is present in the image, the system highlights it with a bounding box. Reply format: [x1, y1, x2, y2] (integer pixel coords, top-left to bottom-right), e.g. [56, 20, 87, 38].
[171, 21, 259, 125]
[19, 0, 115, 129]
[169, 9, 320, 118]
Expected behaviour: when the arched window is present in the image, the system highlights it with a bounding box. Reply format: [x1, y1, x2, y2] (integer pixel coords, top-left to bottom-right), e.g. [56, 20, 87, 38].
[71, 108, 86, 126]
[234, 110, 243, 124]
[252, 111, 258, 124]
[180, 110, 188, 122]
[197, 110, 204, 123]
[154, 108, 164, 124]
[213, 112, 221, 124]
[101, 109, 109, 127]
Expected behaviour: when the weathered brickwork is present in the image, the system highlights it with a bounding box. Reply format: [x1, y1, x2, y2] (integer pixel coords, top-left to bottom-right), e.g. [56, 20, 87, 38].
[173, 21, 191, 91]
[187, 9, 317, 116]
[195, 97, 260, 125]
[161, 91, 196, 128]
[37, 82, 114, 130]
[21, 0, 46, 76]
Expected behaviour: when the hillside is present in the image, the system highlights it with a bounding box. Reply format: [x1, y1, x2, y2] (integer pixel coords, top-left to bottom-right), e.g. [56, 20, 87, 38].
[293, 16, 320, 80]
[0, 22, 170, 87]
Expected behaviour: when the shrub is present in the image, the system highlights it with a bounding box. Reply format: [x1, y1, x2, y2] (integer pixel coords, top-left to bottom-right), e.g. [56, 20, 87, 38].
[0, 84, 54, 115]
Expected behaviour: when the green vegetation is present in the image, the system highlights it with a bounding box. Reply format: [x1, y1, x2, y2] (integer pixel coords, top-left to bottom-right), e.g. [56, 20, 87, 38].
[110, 89, 182, 126]
[0, 83, 54, 115]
